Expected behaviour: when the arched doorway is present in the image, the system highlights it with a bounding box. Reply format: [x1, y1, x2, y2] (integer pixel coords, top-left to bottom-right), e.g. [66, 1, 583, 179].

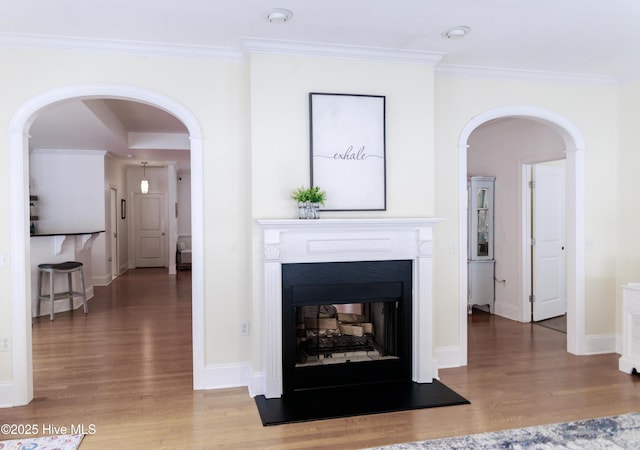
[457, 106, 586, 362]
[8, 83, 205, 406]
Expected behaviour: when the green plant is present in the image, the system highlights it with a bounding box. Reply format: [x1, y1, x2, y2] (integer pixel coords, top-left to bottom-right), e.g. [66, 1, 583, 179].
[291, 186, 309, 203]
[307, 186, 326, 205]
[290, 186, 327, 205]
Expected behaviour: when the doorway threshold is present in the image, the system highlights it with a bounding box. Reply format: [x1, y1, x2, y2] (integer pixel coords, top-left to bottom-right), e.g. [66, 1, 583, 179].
[534, 314, 567, 334]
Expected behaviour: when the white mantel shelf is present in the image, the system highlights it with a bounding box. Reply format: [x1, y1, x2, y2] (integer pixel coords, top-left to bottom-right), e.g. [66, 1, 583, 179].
[258, 218, 443, 264]
[257, 217, 443, 398]
[257, 217, 443, 230]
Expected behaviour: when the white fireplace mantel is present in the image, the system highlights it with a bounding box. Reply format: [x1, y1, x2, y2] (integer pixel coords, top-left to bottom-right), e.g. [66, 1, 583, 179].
[257, 218, 443, 398]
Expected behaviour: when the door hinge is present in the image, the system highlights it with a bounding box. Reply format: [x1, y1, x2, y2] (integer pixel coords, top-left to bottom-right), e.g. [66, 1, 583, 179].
[529, 180, 536, 189]
[530, 238, 536, 246]
[529, 294, 536, 303]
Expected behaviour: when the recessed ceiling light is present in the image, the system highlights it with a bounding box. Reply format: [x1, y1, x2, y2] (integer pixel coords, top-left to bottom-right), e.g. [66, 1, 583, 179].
[442, 26, 471, 39]
[267, 8, 293, 23]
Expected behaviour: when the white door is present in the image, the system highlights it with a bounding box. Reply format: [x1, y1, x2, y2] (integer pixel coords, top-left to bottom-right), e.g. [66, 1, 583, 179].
[532, 163, 566, 321]
[133, 193, 167, 268]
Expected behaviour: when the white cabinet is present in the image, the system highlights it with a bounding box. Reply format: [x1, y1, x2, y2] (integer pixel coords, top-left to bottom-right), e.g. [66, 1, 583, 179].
[619, 283, 640, 374]
[468, 176, 495, 313]
[468, 176, 495, 261]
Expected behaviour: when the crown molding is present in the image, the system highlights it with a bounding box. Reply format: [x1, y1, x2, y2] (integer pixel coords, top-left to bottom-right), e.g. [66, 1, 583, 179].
[243, 38, 445, 66]
[619, 70, 640, 86]
[0, 32, 244, 62]
[1, 31, 633, 83]
[435, 63, 620, 87]
[0, 32, 445, 66]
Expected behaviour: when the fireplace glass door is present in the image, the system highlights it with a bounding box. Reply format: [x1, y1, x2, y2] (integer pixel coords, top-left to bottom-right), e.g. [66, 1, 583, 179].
[295, 300, 399, 367]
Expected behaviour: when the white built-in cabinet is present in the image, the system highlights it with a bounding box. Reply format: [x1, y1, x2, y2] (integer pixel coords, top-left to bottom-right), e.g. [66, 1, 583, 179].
[468, 176, 495, 313]
[619, 283, 640, 374]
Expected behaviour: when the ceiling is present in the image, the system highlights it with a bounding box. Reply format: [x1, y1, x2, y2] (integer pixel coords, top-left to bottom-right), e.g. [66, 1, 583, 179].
[3, 0, 639, 77]
[5, 1, 640, 166]
[29, 99, 189, 167]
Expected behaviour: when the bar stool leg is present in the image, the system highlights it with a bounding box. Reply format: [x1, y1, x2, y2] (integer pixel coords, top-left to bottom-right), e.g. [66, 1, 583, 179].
[49, 269, 55, 321]
[37, 268, 43, 317]
[67, 272, 74, 312]
[79, 267, 88, 314]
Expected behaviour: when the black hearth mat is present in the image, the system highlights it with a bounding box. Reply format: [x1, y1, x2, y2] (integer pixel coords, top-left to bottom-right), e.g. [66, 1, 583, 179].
[254, 380, 469, 426]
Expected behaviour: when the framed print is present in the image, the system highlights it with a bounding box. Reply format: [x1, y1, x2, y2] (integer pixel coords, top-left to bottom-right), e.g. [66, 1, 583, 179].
[310, 93, 386, 211]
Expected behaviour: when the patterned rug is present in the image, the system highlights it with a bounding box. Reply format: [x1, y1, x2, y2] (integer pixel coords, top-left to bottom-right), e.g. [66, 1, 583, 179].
[0, 434, 84, 450]
[368, 412, 640, 449]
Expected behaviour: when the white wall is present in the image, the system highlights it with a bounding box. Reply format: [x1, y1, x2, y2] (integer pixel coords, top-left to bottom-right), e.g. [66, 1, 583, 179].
[0, 42, 630, 398]
[0, 47, 250, 390]
[29, 149, 106, 234]
[435, 75, 618, 355]
[248, 52, 437, 374]
[616, 79, 640, 348]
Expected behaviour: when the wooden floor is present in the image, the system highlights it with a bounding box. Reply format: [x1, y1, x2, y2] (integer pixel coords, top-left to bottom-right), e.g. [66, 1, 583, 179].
[2, 268, 639, 449]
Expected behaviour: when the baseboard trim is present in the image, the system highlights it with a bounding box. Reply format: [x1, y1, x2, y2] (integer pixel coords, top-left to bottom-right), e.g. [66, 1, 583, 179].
[199, 363, 251, 391]
[0, 382, 28, 408]
[248, 372, 265, 398]
[584, 333, 616, 355]
[493, 303, 520, 322]
[92, 274, 112, 287]
[196, 335, 612, 398]
[434, 345, 466, 369]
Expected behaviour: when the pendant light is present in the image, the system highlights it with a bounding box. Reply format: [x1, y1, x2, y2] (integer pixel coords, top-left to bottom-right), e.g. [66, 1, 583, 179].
[141, 162, 149, 194]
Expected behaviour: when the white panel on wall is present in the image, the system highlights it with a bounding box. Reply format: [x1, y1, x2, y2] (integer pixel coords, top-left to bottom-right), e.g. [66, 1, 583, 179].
[29, 149, 106, 234]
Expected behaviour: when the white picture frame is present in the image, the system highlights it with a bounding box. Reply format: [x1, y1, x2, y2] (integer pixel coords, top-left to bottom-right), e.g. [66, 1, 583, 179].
[310, 93, 386, 211]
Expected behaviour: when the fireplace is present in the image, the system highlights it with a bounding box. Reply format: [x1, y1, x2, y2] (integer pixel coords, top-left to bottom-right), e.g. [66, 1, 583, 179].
[258, 218, 441, 399]
[282, 260, 412, 393]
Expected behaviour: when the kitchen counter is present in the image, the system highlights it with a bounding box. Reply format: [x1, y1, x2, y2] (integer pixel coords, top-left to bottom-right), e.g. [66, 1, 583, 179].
[31, 230, 105, 237]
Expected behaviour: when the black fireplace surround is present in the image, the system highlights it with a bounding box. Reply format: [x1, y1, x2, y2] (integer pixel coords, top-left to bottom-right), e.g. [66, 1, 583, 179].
[282, 259, 412, 394]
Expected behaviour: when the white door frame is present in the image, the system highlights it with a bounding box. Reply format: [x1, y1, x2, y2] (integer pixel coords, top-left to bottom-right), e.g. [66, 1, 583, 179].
[110, 187, 118, 279]
[7, 83, 205, 406]
[458, 106, 586, 361]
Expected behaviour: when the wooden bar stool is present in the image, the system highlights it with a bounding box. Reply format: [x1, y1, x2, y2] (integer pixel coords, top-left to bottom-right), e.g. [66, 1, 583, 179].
[37, 261, 88, 320]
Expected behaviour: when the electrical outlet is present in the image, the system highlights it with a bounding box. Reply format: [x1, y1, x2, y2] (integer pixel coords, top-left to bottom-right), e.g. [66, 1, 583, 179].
[240, 321, 250, 336]
[0, 337, 10, 352]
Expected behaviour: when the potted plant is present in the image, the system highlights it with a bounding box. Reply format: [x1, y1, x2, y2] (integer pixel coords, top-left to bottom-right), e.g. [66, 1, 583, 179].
[306, 186, 326, 219]
[306, 186, 326, 205]
[291, 186, 326, 219]
[291, 186, 310, 203]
